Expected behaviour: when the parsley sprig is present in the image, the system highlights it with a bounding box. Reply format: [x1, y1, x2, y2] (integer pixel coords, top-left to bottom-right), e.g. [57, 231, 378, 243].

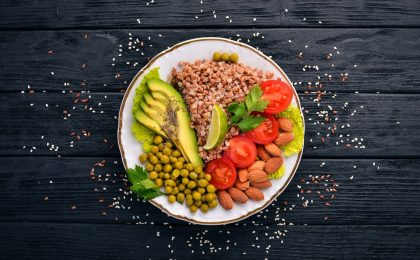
[126, 165, 165, 200]
[227, 85, 268, 132]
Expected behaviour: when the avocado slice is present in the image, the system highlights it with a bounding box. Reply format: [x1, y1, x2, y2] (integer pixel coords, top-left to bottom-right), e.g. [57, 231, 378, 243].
[143, 92, 167, 116]
[151, 92, 169, 105]
[134, 109, 167, 138]
[140, 100, 166, 124]
[147, 79, 203, 167]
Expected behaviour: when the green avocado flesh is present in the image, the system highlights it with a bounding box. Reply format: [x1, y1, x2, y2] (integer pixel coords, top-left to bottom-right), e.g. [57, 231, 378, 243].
[134, 77, 202, 167]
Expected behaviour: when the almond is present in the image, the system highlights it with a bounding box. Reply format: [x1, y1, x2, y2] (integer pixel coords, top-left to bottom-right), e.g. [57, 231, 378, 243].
[257, 146, 271, 161]
[238, 169, 249, 182]
[245, 187, 264, 201]
[250, 180, 272, 189]
[228, 187, 248, 203]
[264, 157, 283, 174]
[278, 117, 293, 132]
[264, 143, 282, 157]
[274, 132, 294, 147]
[234, 180, 249, 191]
[247, 170, 268, 183]
[248, 160, 265, 172]
[217, 190, 233, 210]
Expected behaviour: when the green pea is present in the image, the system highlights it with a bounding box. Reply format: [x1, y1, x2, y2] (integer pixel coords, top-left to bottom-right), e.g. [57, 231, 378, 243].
[172, 150, 181, 157]
[197, 187, 206, 194]
[164, 173, 170, 179]
[155, 179, 163, 187]
[151, 146, 159, 154]
[154, 163, 163, 172]
[165, 186, 173, 193]
[189, 172, 198, 180]
[177, 193, 185, 202]
[186, 199, 194, 206]
[186, 194, 192, 201]
[221, 53, 230, 62]
[158, 172, 164, 178]
[194, 166, 203, 174]
[147, 152, 153, 159]
[170, 156, 178, 164]
[198, 172, 205, 179]
[192, 191, 202, 201]
[163, 147, 172, 156]
[213, 52, 221, 61]
[161, 155, 170, 164]
[149, 171, 158, 180]
[168, 195, 176, 203]
[182, 178, 189, 185]
[186, 163, 194, 171]
[187, 181, 196, 190]
[198, 179, 208, 187]
[178, 184, 185, 191]
[146, 163, 154, 172]
[205, 173, 212, 181]
[165, 180, 175, 187]
[171, 169, 180, 179]
[180, 169, 189, 178]
[153, 135, 163, 145]
[194, 200, 202, 207]
[178, 157, 185, 163]
[139, 154, 147, 163]
[200, 204, 209, 213]
[158, 143, 165, 150]
[229, 53, 239, 63]
[184, 189, 192, 195]
[207, 184, 216, 193]
[174, 161, 183, 170]
[163, 164, 172, 173]
[206, 193, 216, 202]
[208, 200, 218, 208]
[156, 152, 163, 158]
[171, 187, 179, 195]
[165, 142, 173, 149]
[149, 155, 158, 165]
[189, 205, 198, 213]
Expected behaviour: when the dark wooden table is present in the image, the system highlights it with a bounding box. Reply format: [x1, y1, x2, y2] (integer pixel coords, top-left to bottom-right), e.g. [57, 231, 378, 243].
[1, 1, 420, 259]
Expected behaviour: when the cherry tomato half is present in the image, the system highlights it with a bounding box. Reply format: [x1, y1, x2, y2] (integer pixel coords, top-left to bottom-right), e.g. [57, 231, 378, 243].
[260, 80, 294, 114]
[206, 158, 237, 190]
[245, 114, 279, 144]
[223, 136, 257, 168]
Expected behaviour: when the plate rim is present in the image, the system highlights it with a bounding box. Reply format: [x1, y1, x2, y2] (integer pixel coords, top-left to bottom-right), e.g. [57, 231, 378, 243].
[117, 37, 305, 225]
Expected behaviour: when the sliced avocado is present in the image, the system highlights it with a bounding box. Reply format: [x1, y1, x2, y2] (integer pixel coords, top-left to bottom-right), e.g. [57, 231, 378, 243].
[151, 91, 169, 105]
[143, 92, 167, 115]
[134, 109, 167, 138]
[147, 79, 203, 167]
[140, 100, 166, 124]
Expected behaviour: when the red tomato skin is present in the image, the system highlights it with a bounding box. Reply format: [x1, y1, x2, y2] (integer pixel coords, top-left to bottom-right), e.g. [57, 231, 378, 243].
[245, 114, 279, 145]
[223, 136, 257, 168]
[260, 80, 294, 114]
[206, 158, 237, 190]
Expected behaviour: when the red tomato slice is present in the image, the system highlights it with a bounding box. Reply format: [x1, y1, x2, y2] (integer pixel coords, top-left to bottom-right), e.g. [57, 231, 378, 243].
[260, 80, 294, 114]
[206, 158, 237, 190]
[223, 136, 257, 168]
[245, 114, 279, 144]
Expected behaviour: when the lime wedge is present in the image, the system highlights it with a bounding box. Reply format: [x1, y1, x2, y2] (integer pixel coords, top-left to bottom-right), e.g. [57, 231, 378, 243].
[203, 104, 228, 150]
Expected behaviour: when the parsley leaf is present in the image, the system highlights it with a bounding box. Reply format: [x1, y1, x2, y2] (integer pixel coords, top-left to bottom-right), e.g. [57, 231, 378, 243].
[227, 85, 269, 132]
[126, 165, 165, 200]
[237, 115, 266, 132]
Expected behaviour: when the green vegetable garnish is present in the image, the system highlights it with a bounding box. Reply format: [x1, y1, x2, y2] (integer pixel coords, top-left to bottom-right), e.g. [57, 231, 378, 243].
[277, 105, 304, 156]
[126, 165, 165, 200]
[227, 85, 269, 132]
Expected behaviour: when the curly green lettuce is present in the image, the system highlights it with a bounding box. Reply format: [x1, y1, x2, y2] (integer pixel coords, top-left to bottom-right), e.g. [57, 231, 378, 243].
[269, 164, 285, 179]
[131, 67, 160, 152]
[278, 105, 304, 157]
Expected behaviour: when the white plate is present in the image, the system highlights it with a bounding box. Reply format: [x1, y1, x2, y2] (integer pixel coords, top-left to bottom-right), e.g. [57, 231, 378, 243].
[118, 37, 304, 225]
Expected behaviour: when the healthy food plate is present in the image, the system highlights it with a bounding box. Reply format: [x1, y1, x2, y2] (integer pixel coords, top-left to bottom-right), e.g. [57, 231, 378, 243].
[118, 37, 304, 225]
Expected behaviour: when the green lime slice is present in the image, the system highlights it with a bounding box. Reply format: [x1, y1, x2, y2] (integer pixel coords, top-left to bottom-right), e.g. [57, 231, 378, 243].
[203, 104, 228, 150]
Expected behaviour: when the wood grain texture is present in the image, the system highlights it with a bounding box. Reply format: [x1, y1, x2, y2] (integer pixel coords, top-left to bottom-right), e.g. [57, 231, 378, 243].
[0, 0, 420, 29]
[0, 222, 419, 259]
[0, 157, 419, 225]
[1, 29, 419, 93]
[1, 92, 418, 157]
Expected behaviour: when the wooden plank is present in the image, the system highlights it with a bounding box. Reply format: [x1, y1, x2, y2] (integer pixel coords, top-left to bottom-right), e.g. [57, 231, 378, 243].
[1, 92, 418, 157]
[0, 29, 419, 93]
[1, 157, 419, 225]
[0, 1, 420, 29]
[0, 222, 419, 259]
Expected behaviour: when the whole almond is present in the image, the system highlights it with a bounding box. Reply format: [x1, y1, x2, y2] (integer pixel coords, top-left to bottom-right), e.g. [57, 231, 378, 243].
[247, 170, 268, 183]
[228, 187, 248, 203]
[245, 187, 264, 201]
[264, 143, 282, 157]
[257, 146, 271, 161]
[248, 160, 265, 172]
[250, 180, 272, 189]
[274, 132, 294, 147]
[234, 180, 249, 191]
[217, 190, 234, 210]
[238, 169, 249, 182]
[264, 157, 283, 174]
[278, 117, 293, 132]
